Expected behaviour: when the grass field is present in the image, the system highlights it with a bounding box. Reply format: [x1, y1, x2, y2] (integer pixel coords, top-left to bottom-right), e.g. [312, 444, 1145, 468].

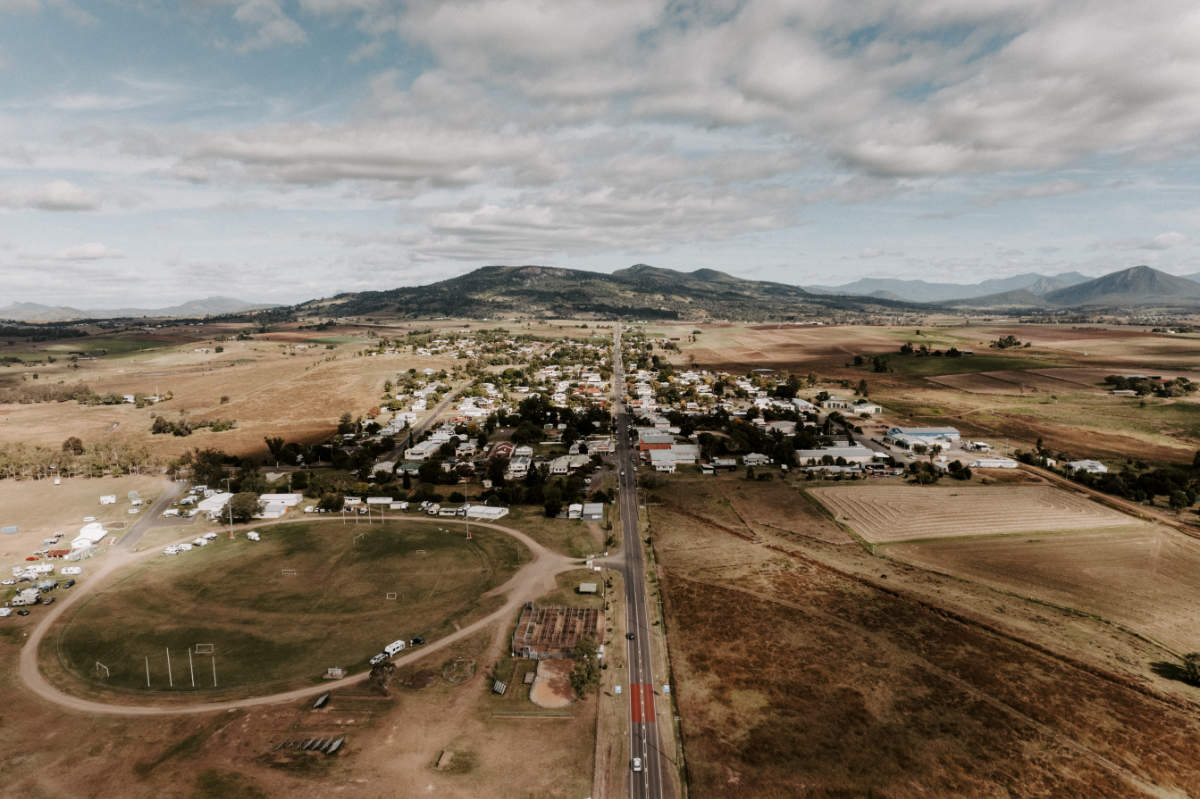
[44, 519, 528, 697]
[503, 506, 603, 558]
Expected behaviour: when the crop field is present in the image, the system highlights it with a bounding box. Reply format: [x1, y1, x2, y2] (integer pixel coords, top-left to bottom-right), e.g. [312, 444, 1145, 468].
[651, 474, 1200, 797]
[42, 519, 528, 698]
[809, 484, 1138, 544]
[887, 526, 1200, 653]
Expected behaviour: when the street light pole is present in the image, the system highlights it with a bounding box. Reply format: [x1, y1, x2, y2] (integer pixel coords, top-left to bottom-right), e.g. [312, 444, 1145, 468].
[223, 477, 234, 539]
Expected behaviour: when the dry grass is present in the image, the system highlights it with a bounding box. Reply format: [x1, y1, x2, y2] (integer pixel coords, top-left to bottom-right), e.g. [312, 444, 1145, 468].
[809, 484, 1139, 544]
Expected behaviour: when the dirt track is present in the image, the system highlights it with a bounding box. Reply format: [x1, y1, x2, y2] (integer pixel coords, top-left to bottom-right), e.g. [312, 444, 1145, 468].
[19, 515, 576, 717]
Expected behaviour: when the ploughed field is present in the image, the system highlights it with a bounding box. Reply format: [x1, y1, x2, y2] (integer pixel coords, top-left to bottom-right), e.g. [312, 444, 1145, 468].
[809, 483, 1138, 543]
[42, 520, 527, 699]
[652, 475, 1200, 797]
[888, 526, 1200, 653]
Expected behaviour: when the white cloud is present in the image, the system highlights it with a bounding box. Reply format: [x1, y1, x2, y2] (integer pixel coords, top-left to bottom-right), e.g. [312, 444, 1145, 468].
[0, 180, 100, 211]
[229, 0, 308, 51]
[55, 242, 123, 260]
[1142, 231, 1187, 250]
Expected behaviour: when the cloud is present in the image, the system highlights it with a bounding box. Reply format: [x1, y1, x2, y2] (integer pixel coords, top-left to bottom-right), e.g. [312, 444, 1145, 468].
[55, 242, 123, 260]
[0, 180, 100, 211]
[229, 0, 308, 51]
[973, 178, 1088, 207]
[1141, 231, 1187, 250]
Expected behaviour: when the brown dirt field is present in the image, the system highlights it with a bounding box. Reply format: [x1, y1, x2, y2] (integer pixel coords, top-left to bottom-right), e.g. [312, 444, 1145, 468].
[651, 475, 1200, 797]
[928, 369, 1105, 395]
[530, 658, 575, 708]
[887, 526, 1200, 653]
[809, 484, 1139, 544]
[0, 334, 450, 461]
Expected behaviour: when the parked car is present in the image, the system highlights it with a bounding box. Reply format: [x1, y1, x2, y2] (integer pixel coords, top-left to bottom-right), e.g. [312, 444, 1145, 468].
[632, 757, 643, 772]
[17, 609, 30, 616]
[409, 636, 425, 646]
[62, 579, 76, 588]
[368, 653, 388, 666]
[42, 597, 54, 606]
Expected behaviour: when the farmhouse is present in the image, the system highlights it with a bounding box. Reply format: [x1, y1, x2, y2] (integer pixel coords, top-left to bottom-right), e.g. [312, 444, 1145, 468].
[649, 449, 677, 473]
[971, 457, 1019, 469]
[885, 426, 961, 448]
[71, 522, 107, 550]
[795, 444, 877, 465]
[195, 492, 233, 521]
[511, 604, 603, 660]
[1067, 459, 1109, 474]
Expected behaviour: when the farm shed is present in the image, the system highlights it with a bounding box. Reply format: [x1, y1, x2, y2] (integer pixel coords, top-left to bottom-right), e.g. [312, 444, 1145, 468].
[581, 503, 604, 521]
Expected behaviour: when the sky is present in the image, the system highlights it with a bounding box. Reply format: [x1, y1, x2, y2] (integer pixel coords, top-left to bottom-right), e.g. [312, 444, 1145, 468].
[3, 0, 1200, 308]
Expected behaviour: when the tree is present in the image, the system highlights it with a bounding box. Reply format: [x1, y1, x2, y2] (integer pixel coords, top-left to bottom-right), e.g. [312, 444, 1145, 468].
[317, 492, 345, 512]
[857, 378, 869, 397]
[224, 492, 262, 524]
[264, 436, 285, 464]
[1170, 490, 1190, 510]
[569, 635, 600, 697]
[1184, 653, 1200, 686]
[543, 485, 563, 518]
[190, 448, 228, 487]
[61, 436, 84, 455]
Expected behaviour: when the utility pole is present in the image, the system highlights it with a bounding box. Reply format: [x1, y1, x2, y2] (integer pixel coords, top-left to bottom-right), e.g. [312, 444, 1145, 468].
[166, 647, 173, 688]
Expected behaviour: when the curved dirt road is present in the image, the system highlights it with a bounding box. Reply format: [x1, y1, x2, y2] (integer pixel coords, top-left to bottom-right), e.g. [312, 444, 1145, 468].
[19, 515, 576, 717]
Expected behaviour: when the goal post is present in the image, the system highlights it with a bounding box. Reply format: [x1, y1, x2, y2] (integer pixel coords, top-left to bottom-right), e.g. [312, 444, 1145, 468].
[194, 643, 215, 655]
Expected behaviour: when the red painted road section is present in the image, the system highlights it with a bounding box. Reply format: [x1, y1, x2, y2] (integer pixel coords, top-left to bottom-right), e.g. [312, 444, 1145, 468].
[630, 683, 656, 724]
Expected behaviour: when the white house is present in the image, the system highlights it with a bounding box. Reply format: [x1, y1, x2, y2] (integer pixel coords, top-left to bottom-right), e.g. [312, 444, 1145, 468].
[195, 492, 234, 521]
[742, 452, 772, 466]
[971, 457, 1018, 469]
[649, 449, 676, 473]
[71, 522, 107, 550]
[795, 445, 877, 466]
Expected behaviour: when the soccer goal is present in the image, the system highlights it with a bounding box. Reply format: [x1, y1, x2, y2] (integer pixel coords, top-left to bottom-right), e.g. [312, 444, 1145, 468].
[281, 568, 297, 577]
[94, 661, 111, 679]
[385, 592, 398, 600]
[194, 643, 215, 655]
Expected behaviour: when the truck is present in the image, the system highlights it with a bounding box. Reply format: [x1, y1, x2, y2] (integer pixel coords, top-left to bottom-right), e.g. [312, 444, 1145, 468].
[384, 639, 406, 656]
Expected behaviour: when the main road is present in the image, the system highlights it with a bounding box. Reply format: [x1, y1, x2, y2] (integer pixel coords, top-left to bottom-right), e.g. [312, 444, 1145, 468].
[611, 324, 670, 799]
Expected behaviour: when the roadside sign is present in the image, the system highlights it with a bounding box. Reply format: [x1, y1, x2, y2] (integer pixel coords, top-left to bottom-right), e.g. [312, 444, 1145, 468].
[663, 685, 670, 694]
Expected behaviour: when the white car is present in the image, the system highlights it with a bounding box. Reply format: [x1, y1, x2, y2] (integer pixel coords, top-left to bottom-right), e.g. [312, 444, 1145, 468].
[246, 531, 261, 542]
[369, 653, 388, 665]
[631, 757, 643, 772]
[177, 543, 193, 551]
[128, 508, 140, 514]
[60, 566, 82, 575]
[1, 579, 14, 586]
[163, 546, 179, 555]
[203, 532, 218, 540]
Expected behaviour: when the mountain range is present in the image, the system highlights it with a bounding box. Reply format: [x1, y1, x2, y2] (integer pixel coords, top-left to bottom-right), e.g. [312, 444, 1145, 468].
[0, 296, 273, 322]
[300, 263, 909, 321]
[300, 263, 1200, 320]
[806, 271, 1093, 302]
[946, 265, 1200, 309]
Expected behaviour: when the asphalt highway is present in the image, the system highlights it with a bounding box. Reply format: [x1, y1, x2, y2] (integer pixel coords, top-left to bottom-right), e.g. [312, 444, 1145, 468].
[612, 324, 668, 799]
